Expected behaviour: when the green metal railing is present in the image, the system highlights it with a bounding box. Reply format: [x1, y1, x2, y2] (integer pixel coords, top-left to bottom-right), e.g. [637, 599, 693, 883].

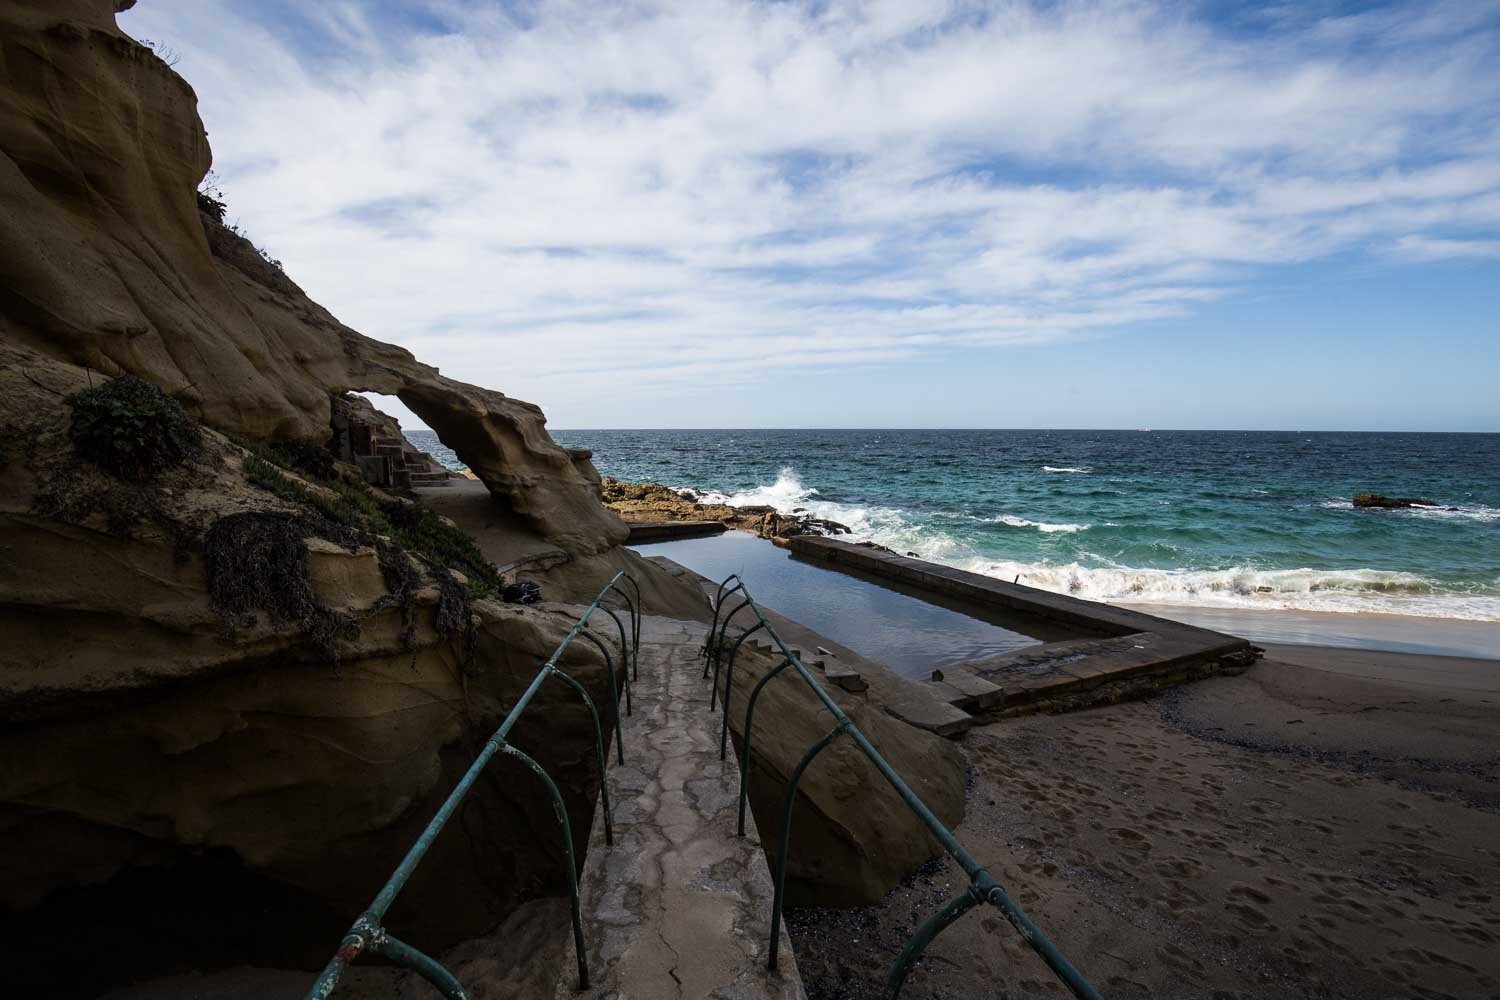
[301, 565, 1097, 999]
[705, 573, 1103, 1000]
[302, 572, 641, 1000]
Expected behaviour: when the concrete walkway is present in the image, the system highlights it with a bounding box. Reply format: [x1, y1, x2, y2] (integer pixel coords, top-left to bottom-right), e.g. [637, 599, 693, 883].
[557, 616, 806, 1000]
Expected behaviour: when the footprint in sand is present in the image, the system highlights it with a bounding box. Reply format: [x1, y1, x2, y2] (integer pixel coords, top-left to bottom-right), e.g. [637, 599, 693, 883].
[1107, 827, 1151, 852]
[1228, 883, 1272, 905]
[1153, 857, 1204, 879]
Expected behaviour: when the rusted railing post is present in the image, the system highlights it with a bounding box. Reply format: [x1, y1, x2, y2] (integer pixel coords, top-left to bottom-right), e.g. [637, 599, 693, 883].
[579, 629, 626, 765]
[548, 666, 615, 846]
[717, 620, 766, 757]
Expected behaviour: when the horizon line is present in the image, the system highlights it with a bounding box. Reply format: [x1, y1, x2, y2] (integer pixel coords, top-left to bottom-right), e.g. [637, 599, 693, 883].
[399, 425, 1500, 435]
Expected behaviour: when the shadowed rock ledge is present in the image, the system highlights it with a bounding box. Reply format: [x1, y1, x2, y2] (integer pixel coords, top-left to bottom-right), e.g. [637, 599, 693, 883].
[0, 1, 649, 988]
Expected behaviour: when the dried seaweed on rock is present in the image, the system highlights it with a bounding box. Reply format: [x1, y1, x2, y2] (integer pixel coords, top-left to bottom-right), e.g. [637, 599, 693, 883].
[202, 511, 362, 659]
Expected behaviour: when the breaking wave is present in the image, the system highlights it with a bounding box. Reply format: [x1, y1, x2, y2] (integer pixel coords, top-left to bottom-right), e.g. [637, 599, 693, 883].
[1043, 465, 1091, 473]
[680, 466, 1500, 621]
[1321, 499, 1500, 524]
[691, 468, 910, 539]
[960, 560, 1500, 621]
[692, 467, 817, 508]
[992, 515, 1089, 533]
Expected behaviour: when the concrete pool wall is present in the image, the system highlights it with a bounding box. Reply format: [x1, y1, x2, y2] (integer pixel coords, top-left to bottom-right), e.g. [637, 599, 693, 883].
[628, 531, 1063, 680]
[790, 537, 1260, 716]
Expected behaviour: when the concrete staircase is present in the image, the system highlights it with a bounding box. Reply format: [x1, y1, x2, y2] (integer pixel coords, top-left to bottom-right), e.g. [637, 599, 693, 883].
[925, 664, 1004, 712]
[372, 434, 453, 490]
[748, 637, 867, 693]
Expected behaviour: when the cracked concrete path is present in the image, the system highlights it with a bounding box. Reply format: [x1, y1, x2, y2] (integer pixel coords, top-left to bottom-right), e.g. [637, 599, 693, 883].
[557, 616, 806, 1000]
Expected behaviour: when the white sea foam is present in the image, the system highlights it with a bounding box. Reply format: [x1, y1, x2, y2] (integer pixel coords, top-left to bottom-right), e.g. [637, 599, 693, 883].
[691, 468, 911, 541]
[693, 467, 818, 508]
[1409, 503, 1500, 523]
[992, 514, 1089, 533]
[1320, 499, 1499, 523]
[679, 467, 1500, 621]
[1043, 465, 1091, 474]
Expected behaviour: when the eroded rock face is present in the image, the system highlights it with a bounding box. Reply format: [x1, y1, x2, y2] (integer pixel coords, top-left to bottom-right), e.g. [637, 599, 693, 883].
[0, 351, 623, 979]
[400, 377, 626, 555]
[0, 2, 628, 973]
[721, 644, 967, 906]
[0, 5, 959, 993]
[0, 0, 622, 556]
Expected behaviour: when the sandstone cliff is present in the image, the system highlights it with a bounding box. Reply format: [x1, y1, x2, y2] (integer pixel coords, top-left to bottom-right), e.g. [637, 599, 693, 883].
[0, 0, 622, 557]
[0, 1, 666, 989]
[0, 3, 965, 993]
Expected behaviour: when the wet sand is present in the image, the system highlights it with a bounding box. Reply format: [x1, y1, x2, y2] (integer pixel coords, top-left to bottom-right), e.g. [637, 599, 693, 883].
[786, 644, 1500, 999]
[1120, 603, 1500, 661]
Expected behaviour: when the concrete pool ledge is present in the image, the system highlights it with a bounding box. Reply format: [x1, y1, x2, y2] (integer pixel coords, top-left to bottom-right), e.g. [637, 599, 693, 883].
[789, 537, 1260, 717]
[625, 519, 730, 543]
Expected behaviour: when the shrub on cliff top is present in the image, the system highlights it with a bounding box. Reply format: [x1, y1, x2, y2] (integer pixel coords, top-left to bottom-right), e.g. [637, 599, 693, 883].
[196, 170, 228, 223]
[69, 375, 200, 480]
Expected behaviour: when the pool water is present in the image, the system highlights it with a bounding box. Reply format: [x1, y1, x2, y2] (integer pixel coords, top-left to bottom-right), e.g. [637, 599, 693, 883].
[632, 531, 1052, 679]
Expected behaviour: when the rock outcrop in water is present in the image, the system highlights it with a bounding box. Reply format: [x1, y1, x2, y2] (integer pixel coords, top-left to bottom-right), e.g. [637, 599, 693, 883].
[1353, 493, 1440, 509]
[601, 477, 851, 544]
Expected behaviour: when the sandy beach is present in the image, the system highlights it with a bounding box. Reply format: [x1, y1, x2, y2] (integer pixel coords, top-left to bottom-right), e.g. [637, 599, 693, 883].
[787, 643, 1500, 999]
[1121, 604, 1500, 662]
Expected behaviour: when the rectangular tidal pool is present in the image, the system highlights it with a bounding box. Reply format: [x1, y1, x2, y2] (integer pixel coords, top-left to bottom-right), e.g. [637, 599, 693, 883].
[631, 531, 1070, 680]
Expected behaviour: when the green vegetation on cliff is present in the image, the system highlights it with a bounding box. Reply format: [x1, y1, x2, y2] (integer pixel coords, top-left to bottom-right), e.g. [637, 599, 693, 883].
[240, 448, 504, 596]
[69, 375, 200, 480]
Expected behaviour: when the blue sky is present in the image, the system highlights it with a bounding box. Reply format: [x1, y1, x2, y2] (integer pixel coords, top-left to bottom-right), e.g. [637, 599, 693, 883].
[121, 1, 1499, 431]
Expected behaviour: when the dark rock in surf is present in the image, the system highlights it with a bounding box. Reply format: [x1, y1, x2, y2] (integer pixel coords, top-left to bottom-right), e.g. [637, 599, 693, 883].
[600, 477, 849, 545]
[1353, 494, 1439, 509]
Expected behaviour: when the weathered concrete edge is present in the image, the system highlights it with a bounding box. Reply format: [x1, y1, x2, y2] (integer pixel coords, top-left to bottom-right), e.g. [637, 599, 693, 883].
[788, 537, 1258, 715]
[791, 536, 1208, 637]
[626, 519, 729, 543]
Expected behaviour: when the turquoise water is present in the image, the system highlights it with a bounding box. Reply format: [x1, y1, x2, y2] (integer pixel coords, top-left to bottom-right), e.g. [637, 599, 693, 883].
[410, 429, 1500, 623]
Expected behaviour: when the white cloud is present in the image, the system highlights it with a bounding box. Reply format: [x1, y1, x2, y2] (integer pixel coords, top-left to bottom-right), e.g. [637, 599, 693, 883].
[1394, 235, 1500, 260]
[120, 0, 1500, 426]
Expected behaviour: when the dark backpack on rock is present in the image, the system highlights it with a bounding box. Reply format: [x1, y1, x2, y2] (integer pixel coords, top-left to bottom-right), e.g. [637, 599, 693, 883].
[502, 580, 542, 605]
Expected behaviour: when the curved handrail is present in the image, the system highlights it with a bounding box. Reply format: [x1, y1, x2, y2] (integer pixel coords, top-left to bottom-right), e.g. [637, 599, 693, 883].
[707, 573, 1101, 1000]
[304, 571, 640, 1000]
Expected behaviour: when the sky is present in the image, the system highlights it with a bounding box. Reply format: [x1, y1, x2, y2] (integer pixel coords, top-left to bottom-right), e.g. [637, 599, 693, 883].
[120, 0, 1500, 431]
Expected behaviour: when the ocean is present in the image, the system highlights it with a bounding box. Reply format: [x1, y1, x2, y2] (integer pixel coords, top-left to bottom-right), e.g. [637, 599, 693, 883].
[408, 429, 1500, 624]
